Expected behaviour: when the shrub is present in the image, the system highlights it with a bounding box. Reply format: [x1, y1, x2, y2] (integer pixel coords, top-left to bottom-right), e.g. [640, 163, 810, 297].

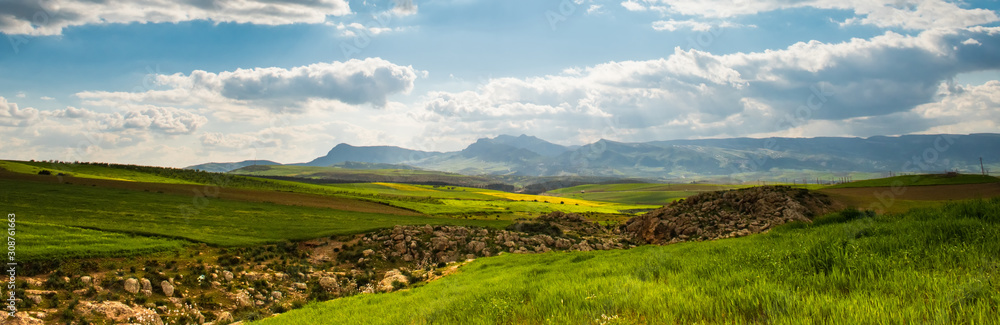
[812, 208, 874, 227]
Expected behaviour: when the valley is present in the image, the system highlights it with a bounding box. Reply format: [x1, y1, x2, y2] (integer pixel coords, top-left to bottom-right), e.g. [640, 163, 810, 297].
[2, 154, 998, 324]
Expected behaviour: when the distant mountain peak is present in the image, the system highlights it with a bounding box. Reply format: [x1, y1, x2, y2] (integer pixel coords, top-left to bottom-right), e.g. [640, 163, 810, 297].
[487, 134, 570, 157]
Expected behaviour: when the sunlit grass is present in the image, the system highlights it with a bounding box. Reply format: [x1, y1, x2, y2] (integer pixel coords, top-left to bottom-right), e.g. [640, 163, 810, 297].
[259, 199, 1000, 324]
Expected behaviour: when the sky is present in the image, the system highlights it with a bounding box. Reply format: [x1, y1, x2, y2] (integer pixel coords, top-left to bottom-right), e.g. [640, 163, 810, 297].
[1, 0, 999, 167]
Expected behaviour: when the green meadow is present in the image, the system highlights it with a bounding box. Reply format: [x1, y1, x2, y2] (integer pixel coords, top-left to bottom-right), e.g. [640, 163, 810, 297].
[545, 183, 748, 205]
[1, 178, 508, 260]
[259, 198, 1000, 324]
[0, 160, 202, 185]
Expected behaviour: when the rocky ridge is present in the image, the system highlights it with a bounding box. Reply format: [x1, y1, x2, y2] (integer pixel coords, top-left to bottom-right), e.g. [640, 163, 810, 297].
[625, 186, 835, 244]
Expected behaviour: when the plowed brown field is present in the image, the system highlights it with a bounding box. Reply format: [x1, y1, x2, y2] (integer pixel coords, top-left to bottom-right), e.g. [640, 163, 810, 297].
[819, 182, 1000, 213]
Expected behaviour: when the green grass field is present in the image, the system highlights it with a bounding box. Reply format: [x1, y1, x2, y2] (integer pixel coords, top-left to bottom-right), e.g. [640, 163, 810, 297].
[259, 198, 1000, 324]
[545, 184, 749, 205]
[827, 173, 1000, 188]
[232, 165, 498, 186]
[1, 178, 509, 260]
[0, 160, 202, 185]
[14, 221, 189, 262]
[1, 160, 657, 219]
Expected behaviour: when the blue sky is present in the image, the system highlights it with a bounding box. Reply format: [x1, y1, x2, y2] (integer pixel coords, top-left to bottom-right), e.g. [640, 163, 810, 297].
[1, 0, 999, 167]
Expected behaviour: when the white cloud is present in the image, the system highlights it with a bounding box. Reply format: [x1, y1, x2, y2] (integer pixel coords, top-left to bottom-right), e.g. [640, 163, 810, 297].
[39, 96, 54, 101]
[15, 92, 26, 98]
[330, 22, 406, 38]
[0, 0, 352, 36]
[652, 20, 753, 31]
[78, 58, 425, 112]
[418, 27, 1000, 143]
[0, 97, 40, 126]
[962, 38, 982, 46]
[621, 0, 999, 30]
[586, 5, 605, 15]
[392, 0, 418, 16]
[102, 106, 208, 135]
[913, 80, 1000, 134]
[621, 0, 647, 11]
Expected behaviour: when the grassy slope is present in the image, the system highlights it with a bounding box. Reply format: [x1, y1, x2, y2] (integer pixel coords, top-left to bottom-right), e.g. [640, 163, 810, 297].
[2, 178, 509, 259]
[260, 199, 1000, 324]
[827, 173, 1000, 189]
[545, 184, 748, 205]
[0, 160, 202, 184]
[14, 221, 188, 262]
[3, 161, 653, 219]
[235, 165, 462, 178]
[316, 183, 658, 218]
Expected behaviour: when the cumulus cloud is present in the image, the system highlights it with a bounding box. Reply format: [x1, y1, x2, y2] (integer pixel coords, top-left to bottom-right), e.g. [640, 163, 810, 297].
[0, 0, 351, 36]
[0, 97, 40, 126]
[102, 106, 208, 134]
[78, 58, 425, 112]
[418, 27, 1000, 143]
[1, 96, 206, 135]
[621, 0, 999, 30]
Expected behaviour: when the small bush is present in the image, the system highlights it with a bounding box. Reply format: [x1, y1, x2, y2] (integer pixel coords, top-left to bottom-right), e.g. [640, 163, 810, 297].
[812, 209, 874, 227]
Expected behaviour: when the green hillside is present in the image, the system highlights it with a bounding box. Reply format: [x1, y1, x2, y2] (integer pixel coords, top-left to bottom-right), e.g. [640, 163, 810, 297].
[260, 199, 1000, 324]
[545, 183, 749, 205]
[0, 160, 203, 184]
[1, 178, 509, 261]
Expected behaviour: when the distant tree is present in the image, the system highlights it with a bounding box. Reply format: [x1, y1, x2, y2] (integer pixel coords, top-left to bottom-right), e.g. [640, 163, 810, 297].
[37, 170, 52, 175]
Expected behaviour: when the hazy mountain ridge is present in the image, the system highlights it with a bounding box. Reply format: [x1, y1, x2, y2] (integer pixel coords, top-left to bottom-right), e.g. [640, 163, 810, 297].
[186, 160, 281, 173]
[187, 134, 1000, 181]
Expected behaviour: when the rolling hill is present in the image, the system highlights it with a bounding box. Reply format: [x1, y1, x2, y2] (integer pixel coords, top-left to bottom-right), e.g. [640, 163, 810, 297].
[187, 133, 1000, 183]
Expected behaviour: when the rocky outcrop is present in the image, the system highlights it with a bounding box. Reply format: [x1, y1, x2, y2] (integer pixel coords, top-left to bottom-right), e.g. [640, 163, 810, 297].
[357, 213, 627, 269]
[74, 301, 162, 325]
[625, 186, 834, 244]
[5, 312, 45, 325]
[378, 269, 409, 292]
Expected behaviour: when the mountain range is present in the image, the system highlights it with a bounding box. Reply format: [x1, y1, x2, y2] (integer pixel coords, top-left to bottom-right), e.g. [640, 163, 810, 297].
[187, 133, 1000, 182]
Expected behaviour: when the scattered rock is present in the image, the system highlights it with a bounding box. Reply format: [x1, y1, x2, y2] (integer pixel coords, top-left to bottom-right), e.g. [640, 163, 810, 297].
[216, 311, 234, 324]
[75, 301, 163, 325]
[378, 269, 409, 292]
[318, 276, 338, 291]
[26, 295, 42, 305]
[234, 290, 253, 308]
[80, 276, 92, 285]
[124, 278, 140, 294]
[161, 280, 174, 297]
[6, 312, 44, 325]
[140, 278, 153, 296]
